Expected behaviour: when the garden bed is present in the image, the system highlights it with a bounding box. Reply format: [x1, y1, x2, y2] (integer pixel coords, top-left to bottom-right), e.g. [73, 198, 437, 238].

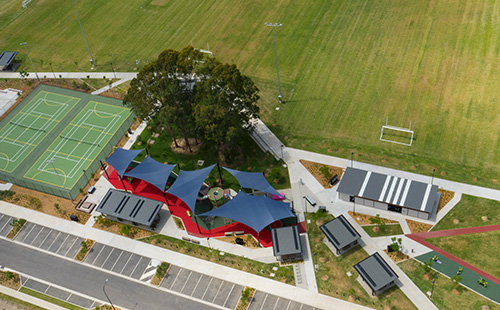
[215, 235, 260, 248]
[75, 239, 94, 261]
[151, 262, 170, 286]
[348, 211, 398, 225]
[437, 189, 455, 213]
[406, 219, 433, 234]
[6, 218, 26, 239]
[236, 287, 255, 310]
[0, 270, 20, 290]
[362, 224, 404, 237]
[93, 215, 154, 239]
[300, 160, 344, 188]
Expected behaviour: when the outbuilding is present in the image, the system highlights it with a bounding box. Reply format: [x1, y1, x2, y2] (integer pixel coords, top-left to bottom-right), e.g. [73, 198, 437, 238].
[337, 167, 440, 220]
[96, 188, 163, 230]
[320, 215, 360, 256]
[271, 225, 302, 263]
[0, 52, 18, 71]
[354, 252, 398, 295]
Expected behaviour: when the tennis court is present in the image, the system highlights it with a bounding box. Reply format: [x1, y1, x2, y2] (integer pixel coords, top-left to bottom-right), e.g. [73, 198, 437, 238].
[0, 85, 134, 199]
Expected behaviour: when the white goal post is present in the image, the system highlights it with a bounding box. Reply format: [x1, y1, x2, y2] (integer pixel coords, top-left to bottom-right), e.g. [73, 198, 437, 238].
[380, 117, 414, 146]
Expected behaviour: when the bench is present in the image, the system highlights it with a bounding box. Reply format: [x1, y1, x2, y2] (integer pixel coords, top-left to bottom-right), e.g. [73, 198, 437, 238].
[182, 236, 191, 242]
[303, 195, 317, 206]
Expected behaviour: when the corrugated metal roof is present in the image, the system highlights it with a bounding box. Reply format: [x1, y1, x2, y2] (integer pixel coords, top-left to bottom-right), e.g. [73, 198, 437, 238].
[337, 167, 439, 214]
[320, 215, 360, 250]
[0, 52, 17, 66]
[353, 252, 398, 292]
[271, 225, 302, 256]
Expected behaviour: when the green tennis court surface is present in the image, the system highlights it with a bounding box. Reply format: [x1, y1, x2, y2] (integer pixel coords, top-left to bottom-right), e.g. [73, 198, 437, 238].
[0, 85, 134, 199]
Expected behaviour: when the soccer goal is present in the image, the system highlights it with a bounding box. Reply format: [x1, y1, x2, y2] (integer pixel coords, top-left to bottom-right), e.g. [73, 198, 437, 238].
[380, 117, 414, 146]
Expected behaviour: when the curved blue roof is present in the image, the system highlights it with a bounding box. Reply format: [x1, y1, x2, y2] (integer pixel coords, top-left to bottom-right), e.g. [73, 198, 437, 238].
[200, 191, 294, 233]
[167, 164, 216, 213]
[223, 167, 281, 196]
[105, 148, 143, 178]
[124, 156, 176, 192]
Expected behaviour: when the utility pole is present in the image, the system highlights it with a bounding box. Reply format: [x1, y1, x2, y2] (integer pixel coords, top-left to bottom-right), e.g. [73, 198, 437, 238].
[265, 22, 283, 103]
[20, 42, 39, 82]
[71, 0, 95, 68]
[103, 279, 117, 310]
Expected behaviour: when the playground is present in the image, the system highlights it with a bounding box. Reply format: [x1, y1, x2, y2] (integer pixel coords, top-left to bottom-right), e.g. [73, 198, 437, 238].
[0, 85, 134, 199]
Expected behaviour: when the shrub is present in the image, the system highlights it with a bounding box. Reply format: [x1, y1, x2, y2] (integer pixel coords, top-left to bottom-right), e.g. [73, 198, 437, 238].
[156, 262, 170, 279]
[319, 165, 331, 180]
[120, 224, 132, 236]
[0, 190, 14, 200]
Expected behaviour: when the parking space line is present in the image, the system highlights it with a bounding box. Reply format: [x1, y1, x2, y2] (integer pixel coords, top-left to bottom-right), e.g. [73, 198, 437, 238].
[38, 228, 52, 247]
[20, 223, 36, 243]
[29, 226, 44, 246]
[299, 304, 303, 310]
[46, 231, 61, 250]
[169, 267, 183, 290]
[191, 274, 204, 296]
[119, 252, 133, 274]
[63, 237, 79, 257]
[223, 283, 235, 308]
[179, 271, 192, 293]
[110, 250, 123, 271]
[88, 244, 105, 265]
[66, 293, 72, 301]
[128, 255, 144, 277]
[0, 215, 8, 231]
[212, 280, 224, 303]
[259, 294, 269, 310]
[201, 278, 213, 300]
[285, 300, 291, 310]
[0, 217, 11, 235]
[273, 297, 280, 310]
[99, 247, 115, 268]
[53, 234, 70, 254]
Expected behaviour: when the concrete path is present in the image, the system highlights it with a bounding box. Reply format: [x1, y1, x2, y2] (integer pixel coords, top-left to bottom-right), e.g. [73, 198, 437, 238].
[0, 71, 137, 80]
[91, 77, 134, 95]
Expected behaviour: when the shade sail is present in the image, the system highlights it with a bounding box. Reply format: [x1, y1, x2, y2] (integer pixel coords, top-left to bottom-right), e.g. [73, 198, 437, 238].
[223, 167, 281, 196]
[167, 164, 216, 213]
[124, 156, 176, 192]
[105, 148, 143, 178]
[200, 191, 294, 233]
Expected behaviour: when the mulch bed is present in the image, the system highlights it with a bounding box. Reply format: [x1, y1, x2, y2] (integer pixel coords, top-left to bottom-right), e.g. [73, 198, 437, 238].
[300, 160, 344, 188]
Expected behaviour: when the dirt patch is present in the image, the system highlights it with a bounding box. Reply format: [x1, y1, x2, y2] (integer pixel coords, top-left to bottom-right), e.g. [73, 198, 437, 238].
[215, 235, 259, 248]
[453, 219, 460, 224]
[321, 275, 329, 281]
[383, 249, 409, 263]
[452, 288, 461, 295]
[319, 257, 326, 263]
[348, 211, 398, 225]
[423, 273, 433, 280]
[4, 185, 90, 223]
[300, 160, 344, 188]
[482, 216, 489, 222]
[0, 270, 20, 290]
[437, 189, 455, 213]
[406, 219, 433, 234]
[372, 226, 380, 233]
[171, 138, 202, 155]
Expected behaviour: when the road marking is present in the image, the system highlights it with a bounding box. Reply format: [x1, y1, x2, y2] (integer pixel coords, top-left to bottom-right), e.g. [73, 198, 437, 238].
[201, 277, 213, 300]
[259, 293, 269, 310]
[119, 252, 133, 274]
[88, 244, 105, 265]
[54, 234, 70, 254]
[100, 247, 115, 268]
[191, 274, 203, 296]
[299, 303, 304, 310]
[169, 267, 183, 290]
[272, 297, 280, 310]
[20, 223, 36, 243]
[38, 228, 52, 248]
[140, 264, 157, 282]
[0, 215, 11, 234]
[128, 255, 144, 278]
[46, 231, 61, 251]
[223, 283, 235, 308]
[179, 271, 192, 293]
[285, 300, 291, 310]
[29, 226, 44, 246]
[212, 280, 224, 303]
[110, 250, 123, 271]
[63, 236, 79, 257]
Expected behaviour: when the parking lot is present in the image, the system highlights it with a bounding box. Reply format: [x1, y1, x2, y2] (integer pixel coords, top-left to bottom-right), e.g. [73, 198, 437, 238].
[0, 214, 14, 237]
[22, 276, 99, 309]
[161, 265, 243, 309]
[248, 291, 318, 310]
[13, 222, 83, 259]
[83, 243, 153, 282]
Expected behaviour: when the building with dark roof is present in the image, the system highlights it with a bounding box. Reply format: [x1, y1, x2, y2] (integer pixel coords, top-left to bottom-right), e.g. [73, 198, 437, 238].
[337, 167, 441, 220]
[354, 252, 398, 295]
[96, 188, 163, 230]
[271, 226, 302, 262]
[320, 215, 360, 256]
[0, 52, 18, 71]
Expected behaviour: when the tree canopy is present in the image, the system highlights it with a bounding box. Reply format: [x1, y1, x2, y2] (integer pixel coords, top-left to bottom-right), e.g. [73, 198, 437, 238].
[124, 46, 259, 160]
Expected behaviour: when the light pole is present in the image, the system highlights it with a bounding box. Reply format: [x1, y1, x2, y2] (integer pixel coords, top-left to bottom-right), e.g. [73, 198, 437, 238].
[431, 169, 435, 185]
[47, 158, 73, 203]
[20, 42, 39, 82]
[111, 62, 116, 79]
[265, 22, 283, 103]
[103, 279, 117, 310]
[351, 152, 354, 168]
[71, 0, 95, 68]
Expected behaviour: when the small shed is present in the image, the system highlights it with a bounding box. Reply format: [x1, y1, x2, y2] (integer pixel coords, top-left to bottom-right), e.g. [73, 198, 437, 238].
[96, 188, 163, 230]
[271, 226, 302, 262]
[353, 252, 398, 295]
[0, 52, 18, 71]
[320, 214, 360, 256]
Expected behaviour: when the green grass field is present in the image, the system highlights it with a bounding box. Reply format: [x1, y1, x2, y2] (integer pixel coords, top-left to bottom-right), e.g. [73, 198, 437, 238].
[2, 0, 500, 187]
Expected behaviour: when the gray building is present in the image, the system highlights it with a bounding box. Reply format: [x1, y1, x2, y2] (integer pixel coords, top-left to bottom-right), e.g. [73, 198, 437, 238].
[320, 215, 361, 256]
[337, 167, 441, 220]
[354, 252, 398, 296]
[271, 226, 302, 263]
[96, 188, 164, 230]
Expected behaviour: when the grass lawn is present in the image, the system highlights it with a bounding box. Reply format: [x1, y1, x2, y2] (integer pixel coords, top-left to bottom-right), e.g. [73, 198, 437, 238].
[0, 292, 46, 310]
[139, 234, 295, 284]
[131, 126, 290, 190]
[19, 287, 85, 310]
[426, 230, 500, 279]
[305, 212, 416, 309]
[3, 0, 500, 189]
[399, 259, 499, 310]
[432, 194, 500, 231]
[362, 224, 404, 237]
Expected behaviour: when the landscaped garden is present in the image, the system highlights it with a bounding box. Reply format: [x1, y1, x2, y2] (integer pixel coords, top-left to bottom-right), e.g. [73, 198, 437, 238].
[432, 195, 500, 231]
[399, 259, 499, 310]
[305, 212, 416, 309]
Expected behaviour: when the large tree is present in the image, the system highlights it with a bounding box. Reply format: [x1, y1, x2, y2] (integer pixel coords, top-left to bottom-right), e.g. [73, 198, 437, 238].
[124, 46, 259, 160]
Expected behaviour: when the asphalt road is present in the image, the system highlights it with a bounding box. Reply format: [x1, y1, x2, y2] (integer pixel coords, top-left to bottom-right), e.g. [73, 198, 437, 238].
[0, 239, 220, 310]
